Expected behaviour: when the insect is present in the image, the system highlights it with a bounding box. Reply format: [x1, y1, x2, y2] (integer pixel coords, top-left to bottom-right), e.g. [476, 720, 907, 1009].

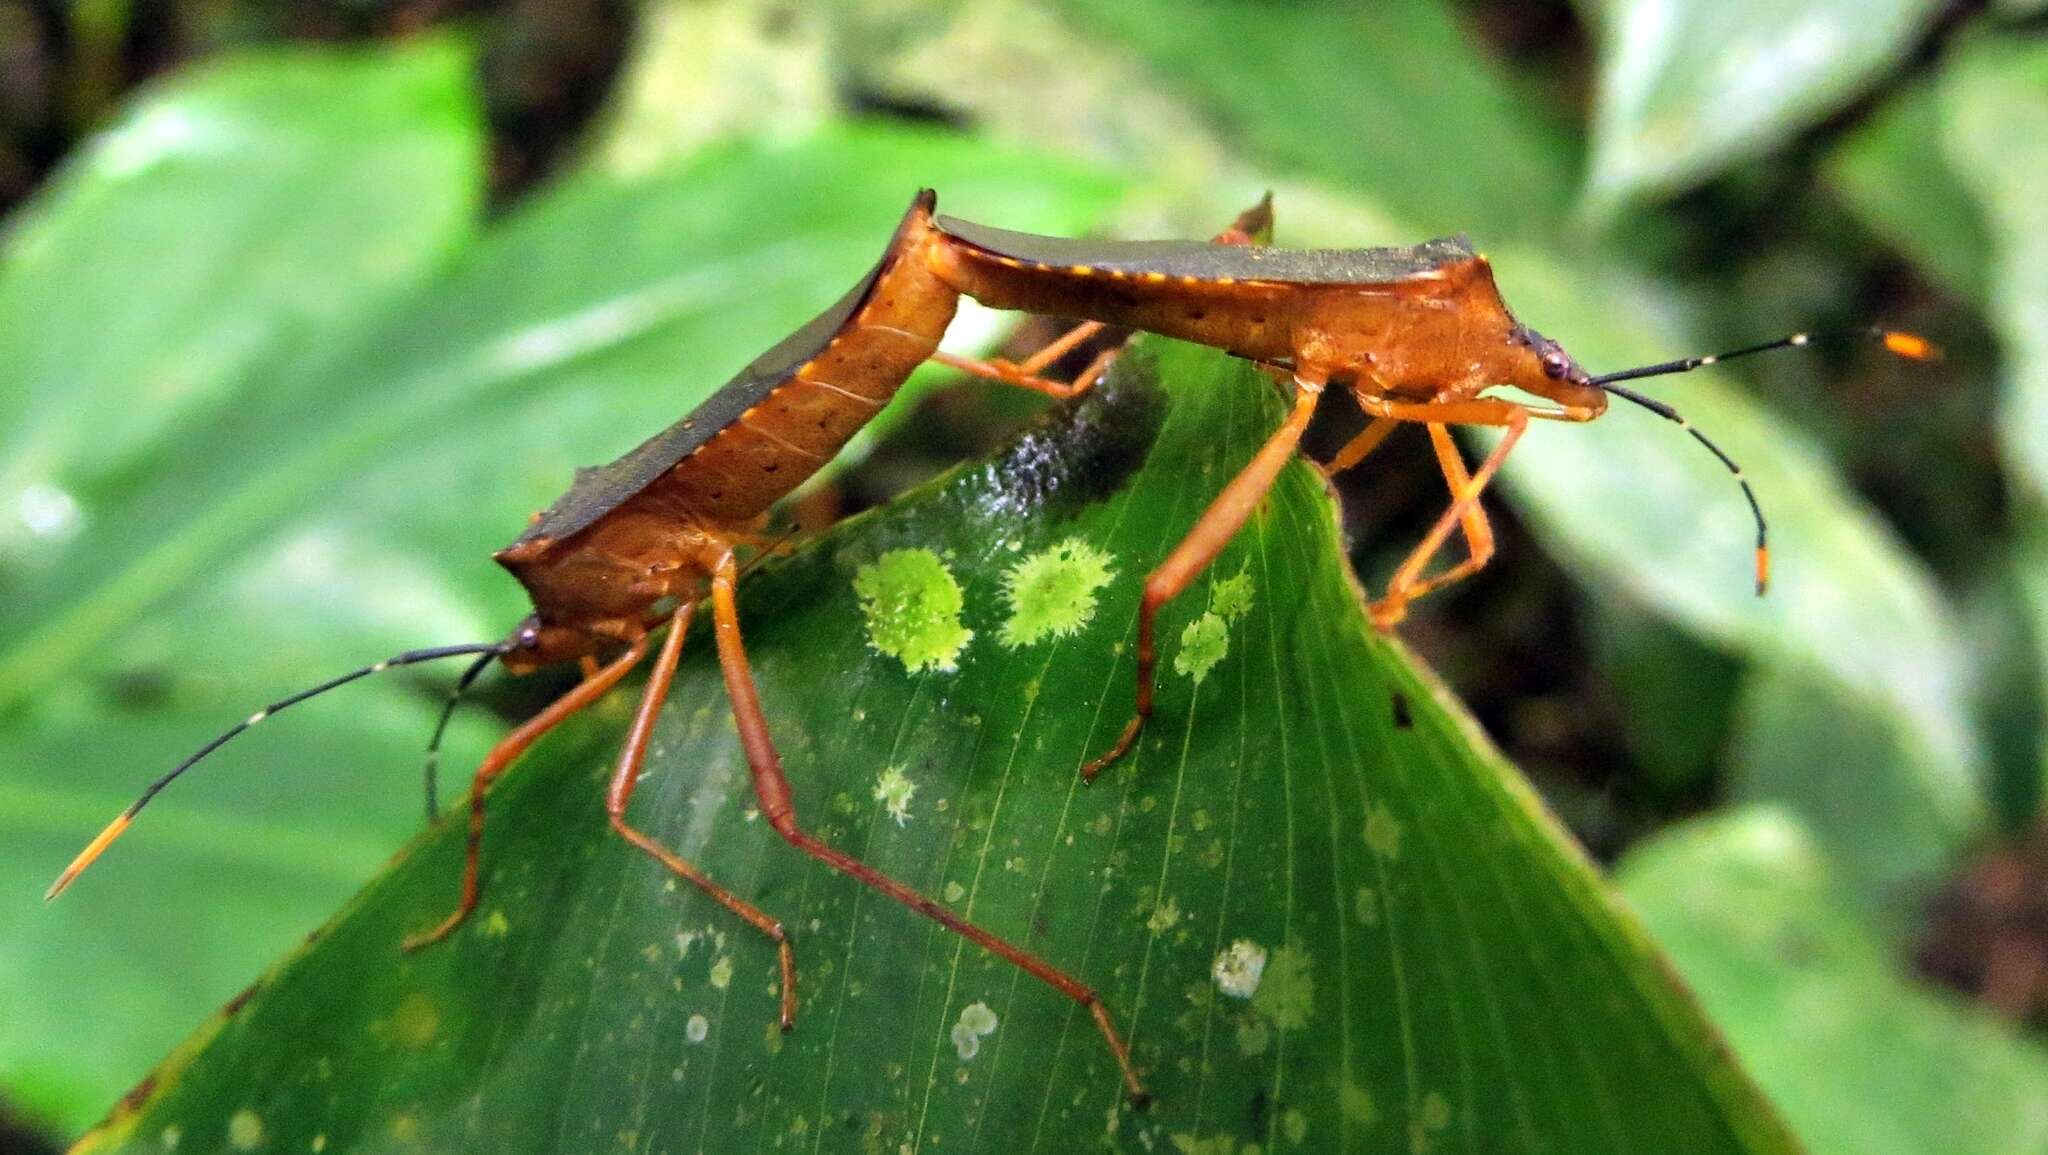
[922, 216, 1936, 774]
[47, 188, 1933, 1105]
[47, 191, 1267, 1106]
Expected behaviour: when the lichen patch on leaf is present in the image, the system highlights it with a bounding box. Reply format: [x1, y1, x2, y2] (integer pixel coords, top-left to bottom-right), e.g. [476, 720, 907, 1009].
[1174, 612, 1229, 683]
[1252, 942, 1314, 1030]
[873, 764, 917, 826]
[1364, 803, 1405, 860]
[950, 1000, 1000, 1060]
[999, 537, 1115, 646]
[1211, 939, 1268, 998]
[852, 548, 973, 673]
[1209, 566, 1255, 621]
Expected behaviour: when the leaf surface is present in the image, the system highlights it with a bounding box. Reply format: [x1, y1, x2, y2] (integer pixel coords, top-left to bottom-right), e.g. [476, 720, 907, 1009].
[1618, 807, 2048, 1155]
[1582, 0, 1943, 207]
[73, 342, 1795, 1155]
[0, 119, 1113, 1132]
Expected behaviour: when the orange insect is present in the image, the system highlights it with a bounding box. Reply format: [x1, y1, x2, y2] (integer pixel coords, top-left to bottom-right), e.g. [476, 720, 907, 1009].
[923, 219, 1933, 774]
[49, 188, 1932, 1105]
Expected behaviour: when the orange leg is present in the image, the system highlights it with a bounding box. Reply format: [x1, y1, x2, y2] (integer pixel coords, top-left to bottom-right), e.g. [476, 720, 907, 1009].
[1392, 423, 1496, 605]
[403, 637, 649, 951]
[931, 212, 1264, 401]
[1081, 370, 1329, 781]
[931, 339, 1117, 399]
[1323, 414, 1401, 476]
[1350, 395, 1529, 629]
[704, 550, 1149, 1104]
[606, 602, 798, 1030]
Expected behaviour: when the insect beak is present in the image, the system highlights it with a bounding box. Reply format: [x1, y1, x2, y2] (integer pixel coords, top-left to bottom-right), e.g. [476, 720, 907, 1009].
[1525, 358, 1605, 421]
[1547, 373, 1607, 421]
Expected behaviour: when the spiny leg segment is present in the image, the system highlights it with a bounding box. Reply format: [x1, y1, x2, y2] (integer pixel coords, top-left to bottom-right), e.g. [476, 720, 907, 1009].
[704, 549, 1149, 1103]
[1080, 369, 1329, 781]
[1354, 394, 1529, 628]
[605, 601, 797, 1030]
[403, 637, 649, 951]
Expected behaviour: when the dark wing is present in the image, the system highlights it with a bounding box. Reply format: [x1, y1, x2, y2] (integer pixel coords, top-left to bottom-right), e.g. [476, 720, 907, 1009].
[936, 215, 1474, 285]
[505, 190, 935, 552]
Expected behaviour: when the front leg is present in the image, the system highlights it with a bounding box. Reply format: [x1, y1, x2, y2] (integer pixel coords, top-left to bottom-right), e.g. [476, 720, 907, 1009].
[1081, 367, 1329, 781]
[1350, 394, 1531, 628]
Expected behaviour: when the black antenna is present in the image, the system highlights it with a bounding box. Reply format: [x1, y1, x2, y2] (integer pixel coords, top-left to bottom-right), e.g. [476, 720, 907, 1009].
[48, 641, 509, 900]
[1588, 327, 1937, 598]
[421, 648, 500, 822]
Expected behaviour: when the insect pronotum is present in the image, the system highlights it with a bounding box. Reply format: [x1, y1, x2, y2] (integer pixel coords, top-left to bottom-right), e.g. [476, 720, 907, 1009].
[49, 189, 1933, 1104]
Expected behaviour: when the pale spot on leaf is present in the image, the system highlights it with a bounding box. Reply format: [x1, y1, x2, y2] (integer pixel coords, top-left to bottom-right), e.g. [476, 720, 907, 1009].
[873, 764, 917, 826]
[1252, 943, 1314, 1030]
[227, 1109, 263, 1151]
[1147, 896, 1182, 934]
[1212, 939, 1267, 998]
[1365, 803, 1404, 860]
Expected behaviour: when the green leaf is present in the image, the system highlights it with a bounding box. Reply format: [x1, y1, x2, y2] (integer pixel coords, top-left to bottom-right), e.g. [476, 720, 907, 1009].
[1725, 664, 1972, 923]
[0, 123, 1115, 1132]
[1824, 75, 1993, 302]
[1585, 604, 1741, 800]
[1617, 807, 2048, 1155]
[0, 39, 484, 1131]
[1583, 0, 1944, 209]
[1484, 248, 1983, 889]
[0, 36, 484, 587]
[70, 343, 1796, 1153]
[2000, 530, 2048, 826]
[1045, 0, 1577, 239]
[1940, 32, 2048, 507]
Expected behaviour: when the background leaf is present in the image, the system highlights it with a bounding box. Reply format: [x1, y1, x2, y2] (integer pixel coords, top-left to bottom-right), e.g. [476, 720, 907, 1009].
[1940, 32, 2048, 507]
[1581, 0, 1944, 208]
[1482, 247, 1983, 904]
[0, 36, 482, 592]
[1617, 807, 2048, 1155]
[1824, 75, 1992, 304]
[70, 342, 1797, 1155]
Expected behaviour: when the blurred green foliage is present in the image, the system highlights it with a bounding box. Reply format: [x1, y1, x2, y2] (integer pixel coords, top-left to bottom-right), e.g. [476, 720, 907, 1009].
[2, 0, 2046, 1151]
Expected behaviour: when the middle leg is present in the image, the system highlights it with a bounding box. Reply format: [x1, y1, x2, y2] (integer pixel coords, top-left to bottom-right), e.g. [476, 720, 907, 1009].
[606, 601, 798, 1030]
[703, 550, 1150, 1103]
[1390, 421, 1497, 604]
[1350, 395, 1530, 628]
[1081, 369, 1329, 780]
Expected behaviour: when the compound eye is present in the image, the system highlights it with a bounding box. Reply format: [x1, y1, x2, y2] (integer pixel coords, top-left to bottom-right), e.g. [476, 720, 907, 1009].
[1541, 350, 1571, 379]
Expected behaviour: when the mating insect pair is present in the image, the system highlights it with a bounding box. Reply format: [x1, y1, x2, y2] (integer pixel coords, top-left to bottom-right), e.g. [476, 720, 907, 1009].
[48, 189, 1933, 1103]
